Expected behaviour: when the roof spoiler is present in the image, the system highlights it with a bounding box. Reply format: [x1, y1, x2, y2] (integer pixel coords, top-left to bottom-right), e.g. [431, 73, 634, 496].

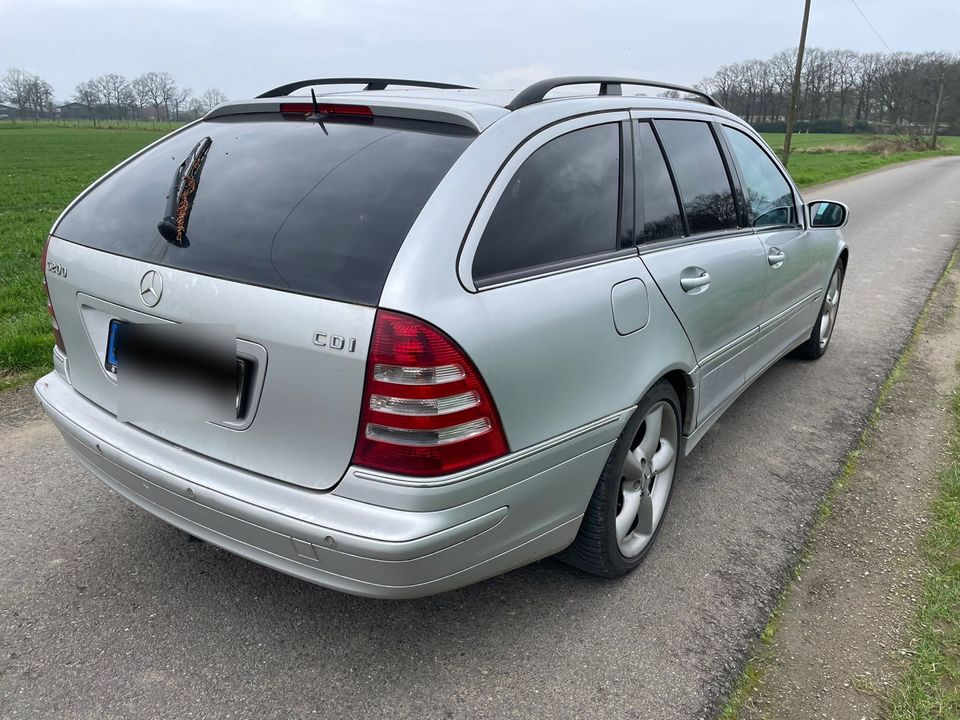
[506, 76, 723, 110]
[203, 98, 499, 133]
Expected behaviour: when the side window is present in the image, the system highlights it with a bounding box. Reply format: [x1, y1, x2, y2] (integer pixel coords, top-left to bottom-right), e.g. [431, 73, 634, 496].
[722, 127, 797, 227]
[635, 122, 683, 243]
[655, 120, 739, 235]
[472, 123, 621, 281]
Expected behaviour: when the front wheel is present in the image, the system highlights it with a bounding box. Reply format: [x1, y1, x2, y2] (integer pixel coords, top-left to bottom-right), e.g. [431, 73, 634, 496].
[793, 261, 843, 360]
[559, 380, 681, 578]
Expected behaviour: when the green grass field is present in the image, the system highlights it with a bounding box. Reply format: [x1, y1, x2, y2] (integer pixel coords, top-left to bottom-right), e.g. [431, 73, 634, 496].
[0, 123, 175, 390]
[761, 132, 960, 186]
[0, 126, 957, 390]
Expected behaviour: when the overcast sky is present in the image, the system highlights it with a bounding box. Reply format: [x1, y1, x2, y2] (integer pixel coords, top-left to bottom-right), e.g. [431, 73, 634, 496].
[1, 0, 957, 102]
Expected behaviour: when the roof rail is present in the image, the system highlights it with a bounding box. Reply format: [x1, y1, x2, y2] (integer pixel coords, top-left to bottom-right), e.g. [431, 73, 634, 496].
[257, 78, 474, 99]
[506, 76, 722, 110]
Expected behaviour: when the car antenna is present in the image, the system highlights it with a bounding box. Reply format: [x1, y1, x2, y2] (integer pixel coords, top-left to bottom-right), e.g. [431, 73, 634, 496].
[307, 88, 329, 136]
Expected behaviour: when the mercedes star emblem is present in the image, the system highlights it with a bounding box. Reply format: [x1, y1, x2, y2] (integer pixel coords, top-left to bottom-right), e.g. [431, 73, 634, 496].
[139, 270, 163, 307]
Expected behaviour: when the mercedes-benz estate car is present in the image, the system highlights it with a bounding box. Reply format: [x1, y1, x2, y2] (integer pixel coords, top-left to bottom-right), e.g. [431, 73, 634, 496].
[35, 76, 848, 598]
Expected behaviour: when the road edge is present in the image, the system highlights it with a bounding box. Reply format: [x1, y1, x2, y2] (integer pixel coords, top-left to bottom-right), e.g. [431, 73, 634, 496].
[716, 243, 960, 719]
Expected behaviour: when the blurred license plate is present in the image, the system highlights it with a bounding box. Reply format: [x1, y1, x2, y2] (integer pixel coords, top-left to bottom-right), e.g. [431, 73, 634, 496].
[105, 320, 244, 422]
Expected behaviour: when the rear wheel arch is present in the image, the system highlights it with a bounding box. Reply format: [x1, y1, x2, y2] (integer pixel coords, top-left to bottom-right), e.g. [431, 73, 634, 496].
[661, 369, 695, 436]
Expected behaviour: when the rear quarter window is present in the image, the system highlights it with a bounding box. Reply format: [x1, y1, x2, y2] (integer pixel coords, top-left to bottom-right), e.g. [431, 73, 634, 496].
[54, 115, 474, 305]
[472, 123, 621, 282]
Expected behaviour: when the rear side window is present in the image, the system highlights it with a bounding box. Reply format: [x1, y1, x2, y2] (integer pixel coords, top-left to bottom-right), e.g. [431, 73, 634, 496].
[655, 120, 738, 235]
[54, 115, 473, 305]
[722, 127, 797, 227]
[472, 123, 621, 282]
[635, 122, 683, 243]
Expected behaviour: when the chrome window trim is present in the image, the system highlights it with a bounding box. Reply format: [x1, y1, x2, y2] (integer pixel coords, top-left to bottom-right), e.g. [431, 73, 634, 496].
[474, 247, 638, 290]
[635, 226, 758, 256]
[458, 110, 632, 293]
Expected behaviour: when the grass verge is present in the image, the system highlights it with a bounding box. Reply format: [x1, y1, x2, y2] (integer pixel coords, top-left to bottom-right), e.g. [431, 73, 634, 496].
[761, 133, 960, 187]
[719, 247, 960, 719]
[888, 380, 960, 718]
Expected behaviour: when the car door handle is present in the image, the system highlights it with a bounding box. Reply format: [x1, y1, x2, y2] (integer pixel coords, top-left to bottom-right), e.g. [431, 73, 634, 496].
[680, 272, 711, 292]
[768, 248, 786, 266]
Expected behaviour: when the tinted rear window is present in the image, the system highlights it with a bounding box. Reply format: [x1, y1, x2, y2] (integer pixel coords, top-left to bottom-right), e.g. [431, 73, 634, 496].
[472, 123, 621, 282]
[655, 120, 738, 235]
[55, 115, 473, 305]
[635, 122, 683, 243]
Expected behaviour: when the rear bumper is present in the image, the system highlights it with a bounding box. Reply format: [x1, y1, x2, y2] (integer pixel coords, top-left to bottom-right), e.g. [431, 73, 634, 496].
[35, 372, 623, 598]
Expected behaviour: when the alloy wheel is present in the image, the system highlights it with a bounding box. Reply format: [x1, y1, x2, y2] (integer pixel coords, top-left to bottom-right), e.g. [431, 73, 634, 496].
[819, 268, 842, 349]
[616, 401, 678, 558]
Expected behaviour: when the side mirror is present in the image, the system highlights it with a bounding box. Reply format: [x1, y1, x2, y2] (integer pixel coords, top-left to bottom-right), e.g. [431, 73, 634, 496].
[807, 200, 848, 229]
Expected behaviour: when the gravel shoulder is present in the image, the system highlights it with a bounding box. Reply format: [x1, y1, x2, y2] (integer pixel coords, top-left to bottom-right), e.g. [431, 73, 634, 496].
[727, 256, 960, 719]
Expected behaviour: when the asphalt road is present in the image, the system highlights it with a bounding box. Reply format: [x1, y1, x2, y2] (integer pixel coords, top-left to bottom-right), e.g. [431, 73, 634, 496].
[3, 157, 960, 720]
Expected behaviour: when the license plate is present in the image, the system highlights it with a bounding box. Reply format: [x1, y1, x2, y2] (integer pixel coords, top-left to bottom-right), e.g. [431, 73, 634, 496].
[105, 320, 247, 421]
[104, 319, 125, 373]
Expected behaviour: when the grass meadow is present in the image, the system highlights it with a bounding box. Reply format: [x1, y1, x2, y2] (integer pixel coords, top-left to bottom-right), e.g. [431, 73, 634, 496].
[0, 123, 175, 389]
[761, 132, 960, 186]
[0, 123, 957, 389]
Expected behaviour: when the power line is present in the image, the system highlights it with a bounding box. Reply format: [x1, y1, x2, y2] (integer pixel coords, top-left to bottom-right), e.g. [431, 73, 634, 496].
[849, 0, 894, 52]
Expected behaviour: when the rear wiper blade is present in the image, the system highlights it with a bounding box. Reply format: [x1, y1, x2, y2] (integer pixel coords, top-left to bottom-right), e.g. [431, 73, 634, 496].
[157, 136, 213, 246]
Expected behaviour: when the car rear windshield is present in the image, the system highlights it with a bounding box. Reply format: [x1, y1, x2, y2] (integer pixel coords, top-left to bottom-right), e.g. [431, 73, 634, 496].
[54, 114, 474, 305]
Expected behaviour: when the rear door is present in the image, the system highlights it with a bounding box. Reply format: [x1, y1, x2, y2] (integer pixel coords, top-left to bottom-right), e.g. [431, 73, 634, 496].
[47, 112, 473, 489]
[635, 117, 768, 424]
[719, 124, 824, 373]
[459, 114, 695, 449]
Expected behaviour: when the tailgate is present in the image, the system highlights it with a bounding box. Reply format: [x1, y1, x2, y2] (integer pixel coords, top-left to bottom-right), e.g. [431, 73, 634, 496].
[44, 111, 473, 489]
[46, 237, 373, 490]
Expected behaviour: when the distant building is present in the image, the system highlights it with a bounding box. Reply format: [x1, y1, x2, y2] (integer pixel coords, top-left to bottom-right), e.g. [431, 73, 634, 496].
[0, 102, 19, 119]
[56, 102, 95, 120]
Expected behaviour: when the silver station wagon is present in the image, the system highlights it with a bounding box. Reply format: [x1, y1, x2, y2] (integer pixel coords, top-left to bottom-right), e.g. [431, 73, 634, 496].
[36, 76, 848, 598]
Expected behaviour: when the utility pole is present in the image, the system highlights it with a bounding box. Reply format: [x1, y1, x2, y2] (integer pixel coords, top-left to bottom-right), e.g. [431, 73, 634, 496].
[782, 0, 812, 166]
[930, 70, 945, 150]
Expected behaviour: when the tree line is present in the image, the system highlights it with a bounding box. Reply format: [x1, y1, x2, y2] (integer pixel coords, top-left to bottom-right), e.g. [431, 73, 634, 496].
[0, 67, 228, 122]
[3, 52, 957, 133]
[697, 49, 959, 134]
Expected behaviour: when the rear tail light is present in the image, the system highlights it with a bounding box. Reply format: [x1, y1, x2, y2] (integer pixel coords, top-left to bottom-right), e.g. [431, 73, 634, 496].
[352, 310, 509, 477]
[40, 236, 65, 353]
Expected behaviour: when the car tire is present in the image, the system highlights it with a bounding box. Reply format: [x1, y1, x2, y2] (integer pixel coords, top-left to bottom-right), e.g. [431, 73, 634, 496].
[793, 260, 844, 360]
[559, 379, 682, 578]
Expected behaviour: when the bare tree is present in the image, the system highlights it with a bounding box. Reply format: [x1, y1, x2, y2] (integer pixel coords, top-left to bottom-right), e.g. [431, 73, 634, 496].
[200, 87, 229, 112]
[132, 71, 177, 120]
[24, 76, 54, 119]
[95, 73, 132, 120]
[73, 79, 102, 121]
[187, 96, 207, 120]
[1, 68, 34, 114]
[172, 85, 192, 121]
[698, 49, 959, 134]
[130, 74, 150, 120]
